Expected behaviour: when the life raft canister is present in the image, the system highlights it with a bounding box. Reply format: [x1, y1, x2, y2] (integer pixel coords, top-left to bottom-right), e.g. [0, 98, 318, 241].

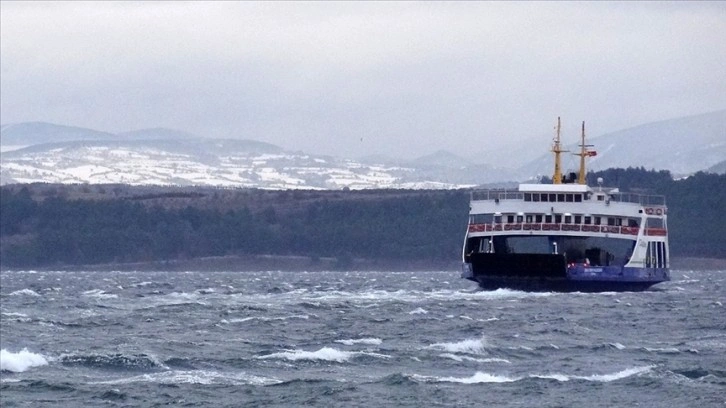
[645, 208, 654, 215]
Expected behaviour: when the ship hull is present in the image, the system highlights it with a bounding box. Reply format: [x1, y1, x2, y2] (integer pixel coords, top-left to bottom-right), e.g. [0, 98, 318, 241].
[462, 253, 669, 292]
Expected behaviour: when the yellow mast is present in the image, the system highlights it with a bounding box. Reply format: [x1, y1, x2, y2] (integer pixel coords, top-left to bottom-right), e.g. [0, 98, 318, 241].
[551, 117, 568, 184]
[575, 121, 595, 184]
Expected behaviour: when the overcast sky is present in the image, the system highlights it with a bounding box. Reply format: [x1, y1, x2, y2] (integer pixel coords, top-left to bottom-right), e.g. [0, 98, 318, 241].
[2, 1, 725, 160]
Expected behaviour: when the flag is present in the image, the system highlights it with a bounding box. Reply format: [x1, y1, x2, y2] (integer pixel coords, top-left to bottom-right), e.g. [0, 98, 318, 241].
[587, 151, 597, 157]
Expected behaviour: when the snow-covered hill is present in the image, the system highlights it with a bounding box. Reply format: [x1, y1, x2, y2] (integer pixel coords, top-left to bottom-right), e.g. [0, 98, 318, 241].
[2, 111, 724, 188]
[0, 136, 473, 189]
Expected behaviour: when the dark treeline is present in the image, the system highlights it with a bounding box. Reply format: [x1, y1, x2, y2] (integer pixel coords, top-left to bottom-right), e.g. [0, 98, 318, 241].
[0, 168, 724, 268]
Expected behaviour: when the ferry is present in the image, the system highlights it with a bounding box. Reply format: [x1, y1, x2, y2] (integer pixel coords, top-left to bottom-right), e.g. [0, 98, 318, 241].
[462, 118, 670, 292]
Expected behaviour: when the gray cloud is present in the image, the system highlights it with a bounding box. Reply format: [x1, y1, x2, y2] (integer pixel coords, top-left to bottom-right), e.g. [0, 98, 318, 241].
[2, 2, 725, 160]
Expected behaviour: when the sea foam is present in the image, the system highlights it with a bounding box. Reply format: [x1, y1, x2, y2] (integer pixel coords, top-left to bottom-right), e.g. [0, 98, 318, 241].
[429, 337, 488, 354]
[8, 289, 40, 297]
[335, 338, 383, 346]
[0, 348, 49, 372]
[258, 347, 389, 362]
[427, 366, 654, 384]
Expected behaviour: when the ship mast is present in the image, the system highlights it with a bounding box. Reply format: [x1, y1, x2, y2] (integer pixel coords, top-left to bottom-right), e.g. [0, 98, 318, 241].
[551, 117, 568, 184]
[575, 121, 595, 184]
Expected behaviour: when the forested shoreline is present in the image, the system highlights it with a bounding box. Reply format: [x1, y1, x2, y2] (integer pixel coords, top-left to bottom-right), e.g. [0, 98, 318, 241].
[1, 168, 724, 269]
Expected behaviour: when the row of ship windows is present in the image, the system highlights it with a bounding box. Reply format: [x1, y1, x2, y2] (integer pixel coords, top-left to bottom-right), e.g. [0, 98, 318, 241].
[522, 193, 604, 202]
[468, 214, 666, 228]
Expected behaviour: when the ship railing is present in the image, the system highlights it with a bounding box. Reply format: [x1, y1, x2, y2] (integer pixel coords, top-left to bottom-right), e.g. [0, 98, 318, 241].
[467, 223, 667, 236]
[609, 192, 666, 206]
[471, 189, 523, 202]
[471, 189, 666, 206]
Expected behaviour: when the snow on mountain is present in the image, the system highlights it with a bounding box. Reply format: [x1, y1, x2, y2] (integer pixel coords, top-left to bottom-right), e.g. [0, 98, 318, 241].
[0, 136, 469, 189]
[2, 112, 724, 188]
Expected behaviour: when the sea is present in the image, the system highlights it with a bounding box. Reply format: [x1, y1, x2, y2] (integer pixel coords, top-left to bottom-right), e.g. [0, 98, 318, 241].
[1, 269, 724, 407]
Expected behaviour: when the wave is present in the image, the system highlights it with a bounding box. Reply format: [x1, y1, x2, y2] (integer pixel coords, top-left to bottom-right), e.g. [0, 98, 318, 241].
[335, 338, 383, 346]
[59, 352, 168, 371]
[221, 314, 310, 324]
[438, 353, 510, 364]
[643, 347, 681, 354]
[257, 347, 390, 363]
[8, 289, 40, 297]
[409, 308, 428, 315]
[0, 348, 49, 373]
[428, 336, 488, 355]
[414, 365, 654, 384]
[94, 369, 280, 386]
[82, 289, 118, 299]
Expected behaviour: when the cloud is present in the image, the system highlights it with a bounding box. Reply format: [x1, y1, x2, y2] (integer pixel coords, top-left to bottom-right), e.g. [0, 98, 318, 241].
[2, 2, 725, 159]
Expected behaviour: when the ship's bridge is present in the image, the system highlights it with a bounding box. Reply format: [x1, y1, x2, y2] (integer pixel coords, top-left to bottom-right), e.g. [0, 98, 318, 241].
[471, 184, 665, 208]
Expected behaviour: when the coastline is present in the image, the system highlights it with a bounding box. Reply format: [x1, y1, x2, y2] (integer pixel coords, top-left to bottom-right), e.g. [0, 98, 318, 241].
[1, 255, 723, 273]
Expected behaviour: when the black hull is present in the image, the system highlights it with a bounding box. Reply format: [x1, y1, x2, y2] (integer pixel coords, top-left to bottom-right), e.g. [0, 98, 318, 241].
[471, 276, 659, 293]
[464, 253, 667, 292]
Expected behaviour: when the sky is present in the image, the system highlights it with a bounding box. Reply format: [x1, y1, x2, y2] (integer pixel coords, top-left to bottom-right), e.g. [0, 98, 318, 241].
[1, 1, 725, 161]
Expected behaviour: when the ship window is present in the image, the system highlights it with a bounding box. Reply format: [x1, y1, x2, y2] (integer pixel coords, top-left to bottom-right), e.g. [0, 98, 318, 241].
[557, 194, 565, 202]
[532, 194, 540, 202]
[507, 215, 514, 223]
[574, 215, 582, 224]
[564, 215, 572, 224]
[597, 195, 604, 201]
[543, 194, 550, 202]
[524, 193, 531, 202]
[575, 194, 582, 202]
[616, 218, 623, 226]
[554, 214, 562, 223]
[470, 214, 493, 224]
[548, 193, 555, 202]
[494, 214, 502, 223]
[545, 215, 552, 223]
[628, 218, 639, 227]
[566, 194, 574, 202]
[516, 215, 524, 223]
[607, 217, 615, 226]
[646, 217, 664, 228]
[535, 215, 543, 223]
[526, 215, 533, 223]
[594, 216, 601, 225]
[584, 216, 591, 224]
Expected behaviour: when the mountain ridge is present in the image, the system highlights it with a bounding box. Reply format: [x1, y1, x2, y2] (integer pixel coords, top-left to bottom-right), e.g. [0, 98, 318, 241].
[2, 110, 724, 188]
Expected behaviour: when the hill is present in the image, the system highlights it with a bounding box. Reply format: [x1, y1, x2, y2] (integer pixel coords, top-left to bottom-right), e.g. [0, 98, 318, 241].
[518, 110, 726, 178]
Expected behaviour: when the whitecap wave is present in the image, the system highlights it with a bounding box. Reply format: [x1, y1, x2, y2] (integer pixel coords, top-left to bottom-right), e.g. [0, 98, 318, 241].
[574, 366, 654, 382]
[225, 315, 310, 324]
[644, 347, 680, 354]
[82, 289, 118, 299]
[0, 348, 49, 372]
[438, 353, 510, 364]
[415, 371, 516, 384]
[409, 308, 428, 315]
[8, 289, 40, 297]
[94, 370, 280, 386]
[258, 347, 390, 362]
[418, 366, 653, 384]
[429, 337, 488, 354]
[335, 338, 382, 346]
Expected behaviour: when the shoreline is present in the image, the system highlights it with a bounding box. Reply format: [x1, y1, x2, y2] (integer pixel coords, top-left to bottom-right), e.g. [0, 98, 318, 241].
[1, 255, 724, 273]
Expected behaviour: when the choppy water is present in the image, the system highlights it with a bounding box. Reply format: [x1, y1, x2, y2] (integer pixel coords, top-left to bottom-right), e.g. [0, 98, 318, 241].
[1, 269, 724, 407]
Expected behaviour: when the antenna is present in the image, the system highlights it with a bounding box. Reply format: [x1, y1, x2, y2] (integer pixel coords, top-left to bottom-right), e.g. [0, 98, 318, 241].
[574, 121, 596, 184]
[551, 117, 569, 184]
